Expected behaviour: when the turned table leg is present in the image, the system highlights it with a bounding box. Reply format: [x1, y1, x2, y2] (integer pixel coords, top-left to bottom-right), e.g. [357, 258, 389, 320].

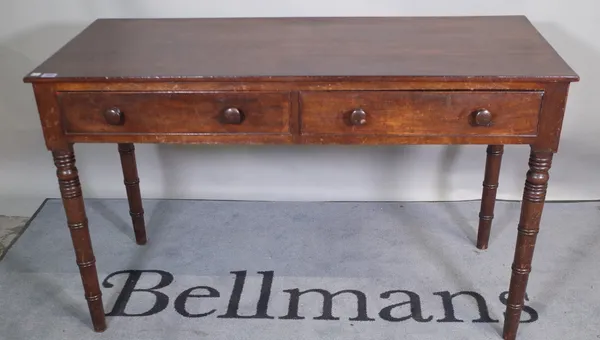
[53, 146, 106, 332]
[118, 143, 147, 245]
[477, 145, 504, 249]
[503, 149, 552, 340]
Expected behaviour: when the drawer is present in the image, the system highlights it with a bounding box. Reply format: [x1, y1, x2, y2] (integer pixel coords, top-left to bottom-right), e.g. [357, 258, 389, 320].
[57, 92, 291, 134]
[300, 91, 542, 136]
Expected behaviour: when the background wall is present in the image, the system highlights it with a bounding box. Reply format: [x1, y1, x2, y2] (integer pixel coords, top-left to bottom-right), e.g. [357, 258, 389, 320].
[1, 1, 598, 216]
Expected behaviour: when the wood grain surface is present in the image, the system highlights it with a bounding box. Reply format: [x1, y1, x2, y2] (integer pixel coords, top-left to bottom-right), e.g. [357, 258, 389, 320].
[57, 91, 291, 135]
[300, 91, 542, 136]
[24, 16, 577, 82]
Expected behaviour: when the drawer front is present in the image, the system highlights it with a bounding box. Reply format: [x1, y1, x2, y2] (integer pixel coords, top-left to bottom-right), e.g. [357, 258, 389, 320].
[58, 92, 291, 134]
[301, 91, 542, 136]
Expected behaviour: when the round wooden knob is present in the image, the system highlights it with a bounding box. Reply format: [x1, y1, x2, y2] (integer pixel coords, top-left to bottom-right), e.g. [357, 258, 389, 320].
[221, 107, 244, 124]
[104, 107, 124, 125]
[350, 108, 367, 126]
[472, 109, 493, 127]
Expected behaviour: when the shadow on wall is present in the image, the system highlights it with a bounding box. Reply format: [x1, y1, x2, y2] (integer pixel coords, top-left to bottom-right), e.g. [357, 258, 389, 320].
[0, 24, 89, 130]
[153, 144, 421, 200]
[0, 24, 91, 208]
[532, 21, 600, 199]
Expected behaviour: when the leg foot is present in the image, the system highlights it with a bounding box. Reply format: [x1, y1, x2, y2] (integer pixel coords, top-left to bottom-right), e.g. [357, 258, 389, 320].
[502, 149, 552, 340]
[118, 143, 147, 245]
[53, 146, 106, 331]
[477, 145, 504, 249]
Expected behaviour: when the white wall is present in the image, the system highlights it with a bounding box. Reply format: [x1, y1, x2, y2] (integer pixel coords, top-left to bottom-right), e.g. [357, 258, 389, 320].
[1, 1, 599, 216]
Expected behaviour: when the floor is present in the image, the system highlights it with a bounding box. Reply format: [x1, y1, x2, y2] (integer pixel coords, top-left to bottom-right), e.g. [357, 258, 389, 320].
[0, 215, 29, 260]
[2, 199, 599, 339]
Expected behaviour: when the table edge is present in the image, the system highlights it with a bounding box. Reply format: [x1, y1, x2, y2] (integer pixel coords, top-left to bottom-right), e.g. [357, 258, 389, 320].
[22, 75, 581, 84]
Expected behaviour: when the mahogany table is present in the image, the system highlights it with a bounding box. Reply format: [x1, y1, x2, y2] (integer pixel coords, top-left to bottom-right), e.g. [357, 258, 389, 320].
[24, 16, 578, 339]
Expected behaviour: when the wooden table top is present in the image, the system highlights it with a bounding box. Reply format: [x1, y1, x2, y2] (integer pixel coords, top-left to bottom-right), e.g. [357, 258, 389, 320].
[24, 16, 577, 83]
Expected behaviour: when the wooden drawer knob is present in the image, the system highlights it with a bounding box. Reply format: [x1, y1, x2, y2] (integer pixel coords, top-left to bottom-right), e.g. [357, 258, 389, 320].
[104, 107, 124, 125]
[471, 109, 493, 127]
[221, 107, 244, 124]
[350, 108, 367, 126]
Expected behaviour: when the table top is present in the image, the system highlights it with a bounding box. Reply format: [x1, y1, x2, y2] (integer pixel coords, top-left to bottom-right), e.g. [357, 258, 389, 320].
[24, 16, 577, 83]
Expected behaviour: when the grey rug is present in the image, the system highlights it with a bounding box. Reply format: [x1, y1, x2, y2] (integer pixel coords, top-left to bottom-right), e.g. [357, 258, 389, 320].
[0, 199, 599, 340]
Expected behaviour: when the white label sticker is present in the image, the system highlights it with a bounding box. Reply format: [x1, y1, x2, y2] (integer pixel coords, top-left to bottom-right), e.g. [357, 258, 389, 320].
[40, 73, 58, 78]
[29, 72, 42, 77]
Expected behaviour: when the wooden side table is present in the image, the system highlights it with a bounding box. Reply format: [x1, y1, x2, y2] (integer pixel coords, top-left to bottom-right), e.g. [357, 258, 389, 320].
[23, 16, 578, 339]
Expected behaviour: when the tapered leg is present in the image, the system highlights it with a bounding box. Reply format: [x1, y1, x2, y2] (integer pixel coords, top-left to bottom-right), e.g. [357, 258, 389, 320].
[503, 149, 553, 340]
[118, 143, 147, 245]
[477, 145, 504, 249]
[53, 146, 106, 332]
